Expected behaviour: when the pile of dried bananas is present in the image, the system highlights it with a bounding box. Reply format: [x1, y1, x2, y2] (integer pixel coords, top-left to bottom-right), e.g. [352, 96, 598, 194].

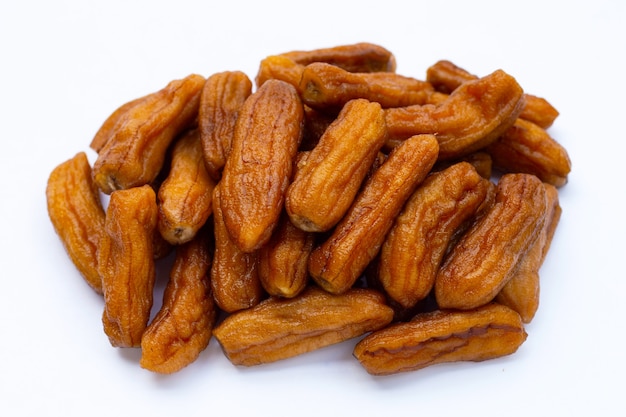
[47, 43, 570, 375]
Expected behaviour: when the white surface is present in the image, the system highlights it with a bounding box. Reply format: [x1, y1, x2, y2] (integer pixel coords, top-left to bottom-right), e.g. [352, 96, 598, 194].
[1, 1, 624, 416]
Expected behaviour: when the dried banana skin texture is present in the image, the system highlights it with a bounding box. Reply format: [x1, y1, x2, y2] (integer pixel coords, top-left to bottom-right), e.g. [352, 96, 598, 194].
[385, 70, 525, 160]
[140, 229, 216, 374]
[354, 304, 527, 376]
[219, 79, 304, 253]
[213, 287, 394, 366]
[435, 173, 548, 310]
[99, 185, 158, 348]
[286, 98, 387, 233]
[378, 162, 490, 309]
[92, 74, 205, 194]
[46, 152, 106, 294]
[199, 71, 252, 179]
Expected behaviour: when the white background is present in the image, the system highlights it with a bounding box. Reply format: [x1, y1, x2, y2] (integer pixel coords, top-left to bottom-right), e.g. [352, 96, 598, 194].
[1, 1, 624, 416]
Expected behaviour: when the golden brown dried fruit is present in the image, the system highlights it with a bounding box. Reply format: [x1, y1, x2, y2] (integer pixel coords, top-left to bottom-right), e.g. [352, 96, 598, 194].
[309, 134, 439, 294]
[496, 183, 561, 323]
[426, 60, 559, 129]
[300, 62, 434, 111]
[435, 173, 548, 310]
[281, 42, 396, 73]
[486, 118, 571, 187]
[213, 286, 394, 366]
[198, 71, 252, 178]
[140, 228, 216, 374]
[46, 152, 106, 294]
[425, 59, 475, 94]
[255, 55, 305, 89]
[157, 129, 216, 245]
[220, 79, 304, 252]
[385, 70, 525, 160]
[258, 213, 315, 298]
[92, 74, 205, 194]
[353, 303, 527, 375]
[211, 185, 264, 313]
[48, 43, 571, 375]
[255, 42, 396, 88]
[378, 162, 490, 309]
[90, 96, 146, 153]
[286, 99, 387, 232]
[99, 185, 158, 348]
[517, 94, 561, 130]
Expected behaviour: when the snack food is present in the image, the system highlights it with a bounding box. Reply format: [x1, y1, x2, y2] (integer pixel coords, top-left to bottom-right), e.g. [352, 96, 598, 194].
[495, 183, 561, 322]
[353, 303, 527, 376]
[199, 71, 252, 179]
[258, 212, 314, 298]
[299, 62, 434, 110]
[46, 152, 106, 294]
[384, 69, 525, 160]
[285, 98, 387, 232]
[92, 74, 205, 194]
[46, 42, 569, 376]
[486, 118, 571, 187]
[219, 79, 304, 253]
[255, 42, 396, 87]
[210, 184, 264, 313]
[140, 228, 216, 373]
[279, 42, 396, 73]
[157, 129, 216, 245]
[98, 185, 158, 348]
[213, 286, 394, 366]
[434, 173, 548, 310]
[426, 59, 560, 129]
